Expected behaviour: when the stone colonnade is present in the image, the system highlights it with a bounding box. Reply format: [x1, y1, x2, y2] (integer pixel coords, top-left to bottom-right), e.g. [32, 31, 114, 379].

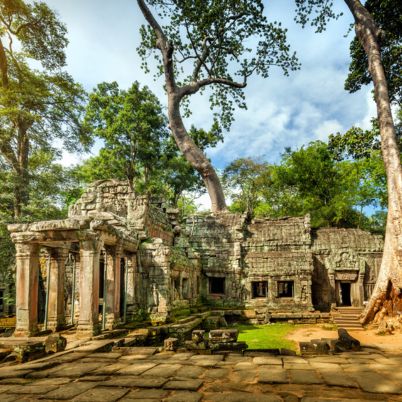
[8, 221, 138, 337]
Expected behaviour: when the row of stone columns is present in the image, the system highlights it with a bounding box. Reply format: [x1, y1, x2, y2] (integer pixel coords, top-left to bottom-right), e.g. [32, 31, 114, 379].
[13, 238, 136, 337]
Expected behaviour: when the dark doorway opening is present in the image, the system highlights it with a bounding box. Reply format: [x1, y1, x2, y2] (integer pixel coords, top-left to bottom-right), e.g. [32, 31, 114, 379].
[99, 259, 105, 314]
[120, 258, 125, 317]
[38, 269, 46, 324]
[252, 281, 267, 298]
[340, 282, 351, 306]
[209, 277, 225, 294]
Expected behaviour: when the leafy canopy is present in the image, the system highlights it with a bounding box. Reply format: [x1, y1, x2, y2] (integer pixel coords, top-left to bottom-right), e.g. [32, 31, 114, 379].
[224, 140, 386, 231]
[80, 81, 206, 203]
[344, 0, 402, 105]
[138, 0, 300, 131]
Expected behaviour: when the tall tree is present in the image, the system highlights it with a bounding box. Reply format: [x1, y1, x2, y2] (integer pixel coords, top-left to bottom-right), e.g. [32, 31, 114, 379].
[137, 0, 300, 212]
[295, 0, 402, 323]
[83, 81, 169, 193]
[82, 81, 209, 203]
[223, 158, 270, 218]
[0, 0, 88, 220]
[344, 0, 401, 106]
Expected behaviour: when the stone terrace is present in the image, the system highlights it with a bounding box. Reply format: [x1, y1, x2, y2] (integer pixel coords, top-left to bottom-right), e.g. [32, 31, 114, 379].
[0, 344, 401, 401]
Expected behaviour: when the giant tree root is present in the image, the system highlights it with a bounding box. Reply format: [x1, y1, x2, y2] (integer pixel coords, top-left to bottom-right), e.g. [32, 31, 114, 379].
[362, 281, 402, 328]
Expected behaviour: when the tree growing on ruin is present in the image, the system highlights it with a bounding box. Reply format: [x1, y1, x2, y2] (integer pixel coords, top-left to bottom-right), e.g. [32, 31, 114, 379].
[0, 0, 88, 220]
[80, 81, 218, 204]
[137, 0, 300, 212]
[295, 0, 402, 323]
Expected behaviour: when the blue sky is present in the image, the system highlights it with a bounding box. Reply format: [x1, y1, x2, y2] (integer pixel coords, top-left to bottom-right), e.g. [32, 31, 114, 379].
[44, 0, 376, 207]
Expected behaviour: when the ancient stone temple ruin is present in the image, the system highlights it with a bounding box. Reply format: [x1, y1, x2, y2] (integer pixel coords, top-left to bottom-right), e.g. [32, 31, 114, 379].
[7, 180, 383, 336]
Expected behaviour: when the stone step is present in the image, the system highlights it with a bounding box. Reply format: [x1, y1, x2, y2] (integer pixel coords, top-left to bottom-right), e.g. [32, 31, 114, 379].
[334, 324, 362, 328]
[73, 339, 116, 353]
[334, 318, 361, 322]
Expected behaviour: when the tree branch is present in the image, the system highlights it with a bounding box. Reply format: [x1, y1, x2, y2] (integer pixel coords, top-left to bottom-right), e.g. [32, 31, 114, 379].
[137, 0, 176, 93]
[192, 36, 213, 81]
[179, 76, 247, 98]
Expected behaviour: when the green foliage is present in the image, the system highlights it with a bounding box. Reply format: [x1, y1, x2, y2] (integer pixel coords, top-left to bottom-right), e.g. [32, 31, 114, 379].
[83, 81, 168, 189]
[236, 323, 298, 351]
[177, 195, 198, 218]
[0, 0, 89, 220]
[294, 0, 342, 33]
[74, 81, 205, 206]
[344, 0, 402, 105]
[294, 0, 401, 106]
[138, 0, 300, 131]
[223, 158, 270, 217]
[224, 140, 386, 231]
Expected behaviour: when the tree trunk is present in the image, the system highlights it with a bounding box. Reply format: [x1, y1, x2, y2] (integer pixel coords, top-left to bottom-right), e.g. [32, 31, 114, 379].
[168, 94, 227, 213]
[137, 0, 227, 213]
[13, 125, 30, 221]
[344, 0, 402, 324]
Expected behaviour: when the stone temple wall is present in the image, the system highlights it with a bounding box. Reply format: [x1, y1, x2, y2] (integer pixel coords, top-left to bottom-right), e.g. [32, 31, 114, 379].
[184, 213, 246, 305]
[184, 214, 314, 311]
[67, 180, 200, 322]
[7, 179, 385, 329]
[243, 216, 313, 311]
[311, 228, 383, 310]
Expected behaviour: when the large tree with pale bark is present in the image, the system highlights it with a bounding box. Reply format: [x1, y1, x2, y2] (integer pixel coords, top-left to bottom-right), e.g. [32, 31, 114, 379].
[0, 0, 88, 221]
[137, 0, 300, 212]
[295, 0, 402, 323]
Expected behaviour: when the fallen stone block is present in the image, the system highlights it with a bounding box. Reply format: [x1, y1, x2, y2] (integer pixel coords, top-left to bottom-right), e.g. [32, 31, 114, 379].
[192, 330, 205, 343]
[299, 340, 329, 355]
[164, 337, 179, 351]
[45, 334, 67, 354]
[185, 340, 208, 350]
[209, 329, 238, 343]
[209, 341, 247, 352]
[335, 328, 360, 352]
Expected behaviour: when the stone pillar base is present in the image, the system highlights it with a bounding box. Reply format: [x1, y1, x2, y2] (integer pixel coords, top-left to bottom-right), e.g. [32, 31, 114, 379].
[106, 313, 118, 330]
[47, 322, 66, 332]
[76, 323, 101, 338]
[13, 328, 38, 337]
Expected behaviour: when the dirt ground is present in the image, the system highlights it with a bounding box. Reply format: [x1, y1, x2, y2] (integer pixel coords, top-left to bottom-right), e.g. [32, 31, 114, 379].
[287, 325, 402, 353]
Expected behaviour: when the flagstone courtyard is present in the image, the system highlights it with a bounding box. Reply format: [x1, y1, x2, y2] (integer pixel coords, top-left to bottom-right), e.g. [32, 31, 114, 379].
[0, 339, 401, 402]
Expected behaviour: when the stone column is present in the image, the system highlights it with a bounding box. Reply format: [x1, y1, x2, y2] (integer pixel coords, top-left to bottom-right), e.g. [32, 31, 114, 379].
[328, 271, 336, 306]
[77, 237, 103, 336]
[14, 243, 40, 337]
[126, 254, 137, 319]
[47, 247, 69, 331]
[113, 244, 123, 321]
[105, 247, 118, 329]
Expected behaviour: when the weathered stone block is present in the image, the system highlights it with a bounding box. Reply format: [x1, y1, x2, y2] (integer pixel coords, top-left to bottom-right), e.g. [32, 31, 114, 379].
[209, 329, 238, 343]
[164, 337, 179, 351]
[192, 330, 205, 343]
[45, 334, 67, 354]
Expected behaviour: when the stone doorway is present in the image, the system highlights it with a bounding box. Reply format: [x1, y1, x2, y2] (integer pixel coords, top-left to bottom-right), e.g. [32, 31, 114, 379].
[338, 282, 352, 306]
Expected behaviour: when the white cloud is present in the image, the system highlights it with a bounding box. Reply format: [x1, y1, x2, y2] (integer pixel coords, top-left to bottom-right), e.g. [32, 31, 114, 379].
[356, 90, 377, 130]
[194, 193, 211, 211]
[43, 0, 378, 211]
[313, 119, 344, 142]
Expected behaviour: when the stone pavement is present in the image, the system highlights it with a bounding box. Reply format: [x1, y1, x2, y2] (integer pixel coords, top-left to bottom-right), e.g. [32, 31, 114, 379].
[0, 345, 401, 401]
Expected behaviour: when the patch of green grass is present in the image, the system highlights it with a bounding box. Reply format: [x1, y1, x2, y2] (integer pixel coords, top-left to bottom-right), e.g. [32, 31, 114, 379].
[236, 323, 298, 351]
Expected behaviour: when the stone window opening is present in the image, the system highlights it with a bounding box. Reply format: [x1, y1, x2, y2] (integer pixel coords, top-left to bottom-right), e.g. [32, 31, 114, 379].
[252, 281, 267, 298]
[209, 277, 225, 295]
[277, 281, 294, 298]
